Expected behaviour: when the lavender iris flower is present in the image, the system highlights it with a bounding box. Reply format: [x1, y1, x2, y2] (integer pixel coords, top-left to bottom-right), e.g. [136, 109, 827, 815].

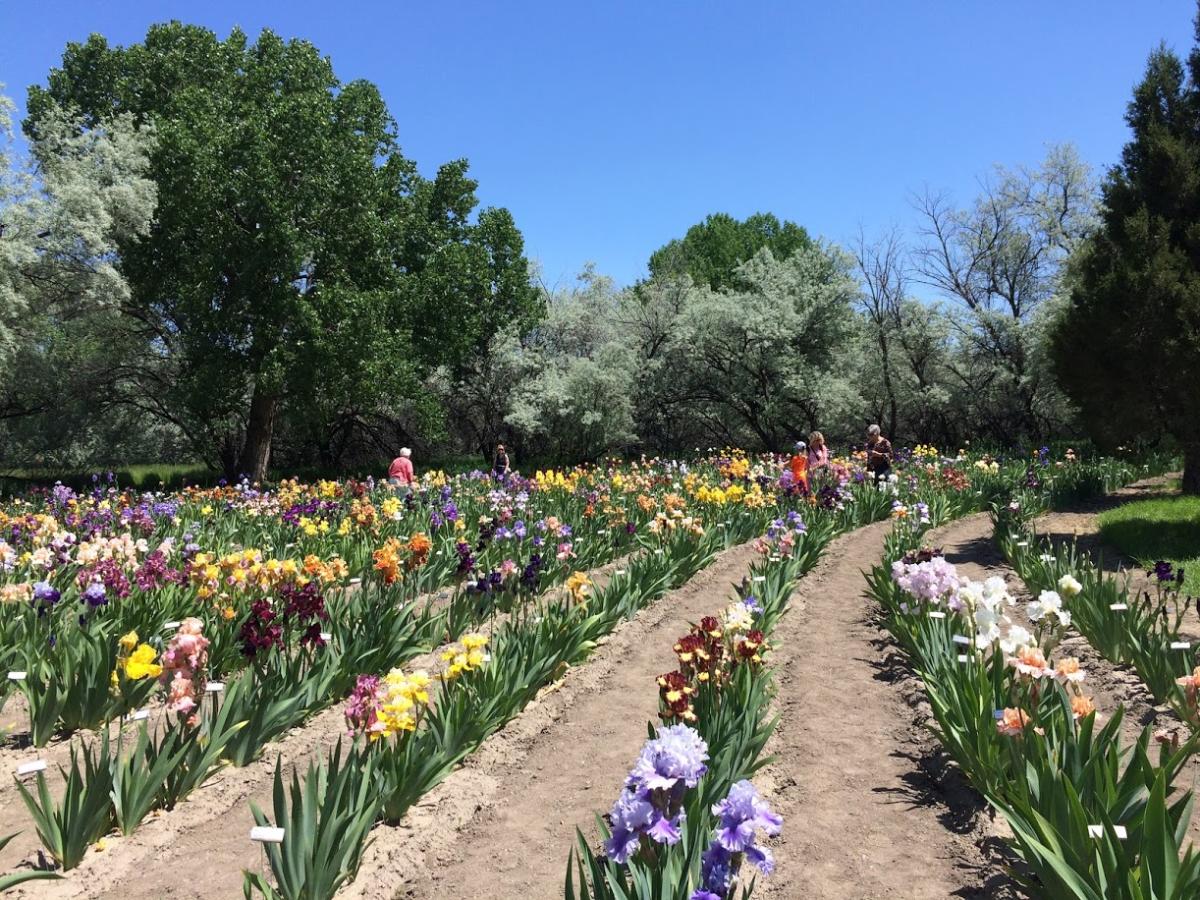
[82, 582, 108, 607]
[604, 725, 709, 864]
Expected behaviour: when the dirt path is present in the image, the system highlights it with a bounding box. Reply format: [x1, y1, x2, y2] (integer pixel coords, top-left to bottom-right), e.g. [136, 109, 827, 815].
[755, 516, 1014, 900]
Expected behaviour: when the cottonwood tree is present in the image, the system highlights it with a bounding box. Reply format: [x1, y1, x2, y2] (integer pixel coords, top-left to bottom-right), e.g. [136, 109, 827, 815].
[1054, 9, 1200, 493]
[853, 227, 907, 439]
[648, 212, 812, 291]
[913, 145, 1096, 444]
[28, 24, 536, 480]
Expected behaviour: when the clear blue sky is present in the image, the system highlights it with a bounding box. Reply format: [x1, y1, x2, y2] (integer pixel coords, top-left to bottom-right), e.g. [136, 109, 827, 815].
[2, 1, 1195, 287]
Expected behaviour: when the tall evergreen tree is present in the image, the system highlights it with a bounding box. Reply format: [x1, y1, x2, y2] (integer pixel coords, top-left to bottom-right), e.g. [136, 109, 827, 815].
[1053, 6, 1200, 494]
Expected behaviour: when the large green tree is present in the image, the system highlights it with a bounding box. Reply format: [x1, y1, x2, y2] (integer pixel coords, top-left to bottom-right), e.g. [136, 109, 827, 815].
[27, 24, 538, 479]
[1053, 10, 1200, 494]
[647, 212, 811, 291]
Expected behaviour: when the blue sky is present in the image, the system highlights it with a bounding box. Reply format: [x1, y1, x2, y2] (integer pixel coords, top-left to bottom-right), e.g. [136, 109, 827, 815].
[2, 1, 1195, 287]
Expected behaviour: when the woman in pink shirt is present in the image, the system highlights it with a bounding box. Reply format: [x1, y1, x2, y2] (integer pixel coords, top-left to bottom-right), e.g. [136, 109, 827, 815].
[807, 431, 829, 474]
[388, 447, 415, 493]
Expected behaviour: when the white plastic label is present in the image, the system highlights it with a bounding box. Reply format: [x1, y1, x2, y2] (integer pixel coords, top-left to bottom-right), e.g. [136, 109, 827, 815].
[927, 611, 946, 620]
[752, 576, 766, 583]
[204, 681, 225, 693]
[162, 621, 181, 630]
[7, 671, 27, 681]
[319, 632, 332, 642]
[614, 569, 627, 576]
[348, 577, 362, 586]
[1171, 642, 1191, 651]
[16, 760, 46, 776]
[249, 826, 285, 843]
[956, 654, 970, 663]
[1109, 603, 1128, 611]
[131, 709, 150, 721]
[952, 635, 971, 646]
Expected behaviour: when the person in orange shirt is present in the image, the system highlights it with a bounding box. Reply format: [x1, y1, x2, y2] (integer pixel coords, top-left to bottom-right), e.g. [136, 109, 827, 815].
[789, 441, 810, 494]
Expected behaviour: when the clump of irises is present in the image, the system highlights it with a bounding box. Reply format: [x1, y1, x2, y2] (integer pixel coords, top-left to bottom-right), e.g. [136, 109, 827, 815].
[604, 727, 782, 899]
[605, 724, 709, 862]
[690, 780, 782, 900]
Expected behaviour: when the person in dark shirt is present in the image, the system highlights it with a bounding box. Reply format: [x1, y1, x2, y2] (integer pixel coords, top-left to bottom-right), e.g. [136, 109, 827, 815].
[492, 443, 510, 483]
[865, 424, 893, 484]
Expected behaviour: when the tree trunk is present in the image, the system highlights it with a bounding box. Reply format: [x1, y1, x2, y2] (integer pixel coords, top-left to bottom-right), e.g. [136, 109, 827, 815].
[1184, 444, 1200, 496]
[237, 385, 279, 484]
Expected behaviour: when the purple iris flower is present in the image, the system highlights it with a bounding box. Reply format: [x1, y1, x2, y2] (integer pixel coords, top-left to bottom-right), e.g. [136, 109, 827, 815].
[82, 582, 108, 607]
[603, 725, 709, 864]
[1152, 561, 1177, 583]
[32, 581, 61, 614]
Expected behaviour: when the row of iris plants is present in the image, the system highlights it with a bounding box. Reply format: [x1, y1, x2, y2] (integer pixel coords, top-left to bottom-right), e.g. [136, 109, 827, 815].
[562, 512, 840, 900]
[994, 496, 1200, 732]
[866, 455, 1200, 898]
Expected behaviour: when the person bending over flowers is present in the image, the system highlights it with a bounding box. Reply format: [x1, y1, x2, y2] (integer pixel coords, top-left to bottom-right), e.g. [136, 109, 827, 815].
[388, 447, 415, 496]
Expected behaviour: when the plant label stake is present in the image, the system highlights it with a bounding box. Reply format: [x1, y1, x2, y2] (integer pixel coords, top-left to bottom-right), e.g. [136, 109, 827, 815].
[1171, 642, 1191, 651]
[615, 569, 627, 576]
[7, 671, 26, 681]
[250, 826, 285, 890]
[1109, 604, 1128, 611]
[752, 576, 766, 583]
[205, 681, 224, 693]
[16, 760, 46, 777]
[319, 632, 332, 643]
[928, 611, 946, 620]
[956, 654, 969, 663]
[162, 621, 181, 630]
[131, 709, 150, 721]
[952, 635, 971, 646]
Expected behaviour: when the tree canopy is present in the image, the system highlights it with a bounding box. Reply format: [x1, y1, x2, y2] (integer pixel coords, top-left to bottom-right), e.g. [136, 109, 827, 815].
[647, 212, 812, 291]
[25, 23, 538, 480]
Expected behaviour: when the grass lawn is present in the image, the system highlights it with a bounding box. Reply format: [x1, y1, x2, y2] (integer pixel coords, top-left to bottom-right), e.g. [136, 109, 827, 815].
[1098, 489, 1200, 596]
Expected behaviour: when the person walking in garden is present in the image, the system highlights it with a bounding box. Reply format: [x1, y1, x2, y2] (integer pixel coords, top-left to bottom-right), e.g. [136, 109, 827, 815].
[492, 443, 511, 482]
[789, 441, 810, 494]
[388, 447, 415, 494]
[865, 424, 893, 483]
